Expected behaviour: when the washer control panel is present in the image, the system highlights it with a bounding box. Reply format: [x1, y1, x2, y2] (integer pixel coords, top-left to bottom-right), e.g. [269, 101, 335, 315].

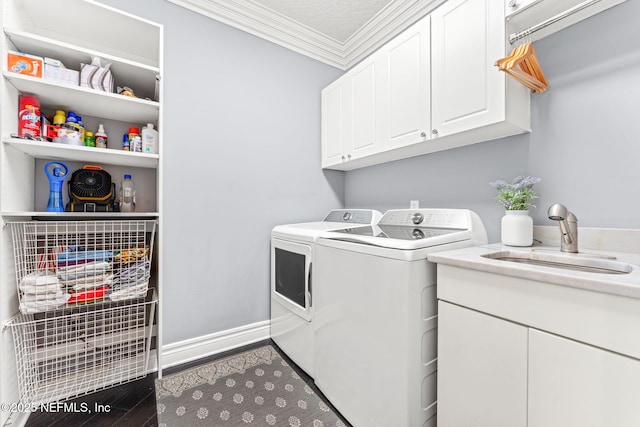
[381, 209, 470, 229]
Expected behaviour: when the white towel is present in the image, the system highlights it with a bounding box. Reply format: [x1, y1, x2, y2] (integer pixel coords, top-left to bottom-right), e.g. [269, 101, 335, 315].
[19, 272, 59, 289]
[19, 294, 70, 314]
[21, 288, 65, 301]
[108, 282, 148, 301]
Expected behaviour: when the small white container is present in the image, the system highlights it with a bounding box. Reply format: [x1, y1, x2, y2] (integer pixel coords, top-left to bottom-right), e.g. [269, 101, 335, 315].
[142, 123, 158, 154]
[501, 210, 533, 246]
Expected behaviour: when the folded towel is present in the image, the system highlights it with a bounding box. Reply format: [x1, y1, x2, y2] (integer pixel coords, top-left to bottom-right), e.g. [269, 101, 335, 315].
[61, 273, 114, 291]
[57, 261, 110, 281]
[57, 247, 113, 265]
[19, 282, 62, 294]
[114, 260, 150, 288]
[19, 272, 59, 288]
[115, 248, 149, 263]
[19, 294, 70, 314]
[108, 282, 148, 301]
[21, 287, 66, 302]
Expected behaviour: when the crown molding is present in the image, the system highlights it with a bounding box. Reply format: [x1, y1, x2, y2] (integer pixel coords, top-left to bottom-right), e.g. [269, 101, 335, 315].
[166, 0, 444, 70]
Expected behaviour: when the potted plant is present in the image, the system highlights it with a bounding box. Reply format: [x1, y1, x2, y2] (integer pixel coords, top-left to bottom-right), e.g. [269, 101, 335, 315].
[490, 176, 540, 246]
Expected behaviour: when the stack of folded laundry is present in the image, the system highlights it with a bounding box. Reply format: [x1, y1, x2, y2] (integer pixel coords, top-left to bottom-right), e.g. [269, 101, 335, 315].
[57, 247, 113, 305]
[19, 271, 69, 314]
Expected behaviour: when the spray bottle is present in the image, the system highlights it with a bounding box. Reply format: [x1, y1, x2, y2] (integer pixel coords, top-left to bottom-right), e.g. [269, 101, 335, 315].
[44, 161, 69, 212]
[95, 124, 108, 148]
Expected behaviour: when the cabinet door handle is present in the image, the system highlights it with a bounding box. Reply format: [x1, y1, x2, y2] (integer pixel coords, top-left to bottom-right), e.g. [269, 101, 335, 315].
[432, 129, 439, 136]
[420, 132, 427, 138]
[347, 154, 351, 159]
[341, 155, 346, 160]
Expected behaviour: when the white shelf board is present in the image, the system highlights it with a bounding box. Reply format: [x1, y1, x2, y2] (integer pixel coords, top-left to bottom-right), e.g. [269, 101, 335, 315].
[1, 212, 159, 219]
[5, 28, 160, 98]
[4, 72, 159, 123]
[3, 138, 159, 168]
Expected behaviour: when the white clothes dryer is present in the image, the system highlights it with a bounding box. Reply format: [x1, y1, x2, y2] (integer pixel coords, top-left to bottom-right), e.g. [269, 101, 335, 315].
[270, 209, 382, 377]
[313, 209, 487, 427]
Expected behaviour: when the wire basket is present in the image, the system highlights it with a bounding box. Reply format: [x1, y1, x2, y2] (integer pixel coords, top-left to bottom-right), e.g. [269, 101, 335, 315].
[6, 293, 156, 405]
[8, 220, 157, 314]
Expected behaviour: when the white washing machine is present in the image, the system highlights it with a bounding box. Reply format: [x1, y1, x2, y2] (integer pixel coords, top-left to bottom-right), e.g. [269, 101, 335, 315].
[270, 209, 382, 377]
[314, 209, 487, 427]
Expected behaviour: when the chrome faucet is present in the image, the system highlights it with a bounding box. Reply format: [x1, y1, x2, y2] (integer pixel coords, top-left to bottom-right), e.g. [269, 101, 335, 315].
[547, 204, 578, 253]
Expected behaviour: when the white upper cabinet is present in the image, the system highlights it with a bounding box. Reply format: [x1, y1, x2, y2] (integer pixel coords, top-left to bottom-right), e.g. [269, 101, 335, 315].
[321, 0, 530, 171]
[321, 79, 348, 167]
[379, 16, 430, 150]
[431, 0, 505, 137]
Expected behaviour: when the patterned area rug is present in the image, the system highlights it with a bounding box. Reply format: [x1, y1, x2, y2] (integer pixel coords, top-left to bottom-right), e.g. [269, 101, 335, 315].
[155, 344, 347, 426]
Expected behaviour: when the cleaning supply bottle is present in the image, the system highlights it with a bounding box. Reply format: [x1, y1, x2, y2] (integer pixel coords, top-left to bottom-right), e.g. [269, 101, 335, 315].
[84, 131, 95, 147]
[44, 161, 69, 212]
[141, 123, 158, 154]
[95, 124, 108, 148]
[52, 110, 66, 126]
[119, 174, 136, 212]
[128, 127, 142, 152]
[122, 133, 130, 151]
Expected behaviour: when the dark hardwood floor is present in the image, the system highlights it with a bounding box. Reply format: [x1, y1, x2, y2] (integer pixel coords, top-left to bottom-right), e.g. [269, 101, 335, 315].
[26, 339, 345, 427]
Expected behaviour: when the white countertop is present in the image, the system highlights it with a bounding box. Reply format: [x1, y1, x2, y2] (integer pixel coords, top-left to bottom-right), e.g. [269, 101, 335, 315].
[428, 243, 640, 299]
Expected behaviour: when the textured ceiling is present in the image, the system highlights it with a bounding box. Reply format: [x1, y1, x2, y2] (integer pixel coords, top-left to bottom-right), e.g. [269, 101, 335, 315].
[253, 0, 394, 43]
[168, 0, 442, 69]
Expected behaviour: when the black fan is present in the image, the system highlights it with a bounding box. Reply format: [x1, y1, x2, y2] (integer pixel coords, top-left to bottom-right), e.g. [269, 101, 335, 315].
[66, 165, 117, 212]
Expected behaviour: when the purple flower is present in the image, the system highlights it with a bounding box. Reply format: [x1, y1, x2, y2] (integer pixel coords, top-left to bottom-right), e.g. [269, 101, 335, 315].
[490, 176, 541, 211]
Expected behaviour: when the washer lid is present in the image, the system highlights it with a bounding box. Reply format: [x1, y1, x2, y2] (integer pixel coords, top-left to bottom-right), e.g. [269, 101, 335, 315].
[271, 209, 382, 242]
[317, 209, 487, 250]
[320, 225, 473, 250]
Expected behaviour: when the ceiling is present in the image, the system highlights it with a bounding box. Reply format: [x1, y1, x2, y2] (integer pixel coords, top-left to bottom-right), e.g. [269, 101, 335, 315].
[167, 0, 443, 70]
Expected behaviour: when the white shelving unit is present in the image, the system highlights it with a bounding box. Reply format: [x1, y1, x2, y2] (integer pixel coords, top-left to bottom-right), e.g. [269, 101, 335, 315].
[0, 0, 163, 415]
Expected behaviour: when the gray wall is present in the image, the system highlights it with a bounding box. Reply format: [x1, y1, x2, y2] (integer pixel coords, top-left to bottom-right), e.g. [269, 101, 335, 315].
[345, 0, 640, 242]
[96, 0, 640, 346]
[98, 0, 344, 344]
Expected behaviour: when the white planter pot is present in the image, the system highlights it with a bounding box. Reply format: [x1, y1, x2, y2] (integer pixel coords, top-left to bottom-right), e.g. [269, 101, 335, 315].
[501, 210, 533, 246]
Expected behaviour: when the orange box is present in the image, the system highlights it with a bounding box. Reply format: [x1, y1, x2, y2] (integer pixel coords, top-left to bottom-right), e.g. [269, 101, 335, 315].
[7, 50, 43, 78]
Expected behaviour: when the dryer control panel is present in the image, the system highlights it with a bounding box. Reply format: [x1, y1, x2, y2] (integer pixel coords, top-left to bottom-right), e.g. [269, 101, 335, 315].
[323, 209, 381, 224]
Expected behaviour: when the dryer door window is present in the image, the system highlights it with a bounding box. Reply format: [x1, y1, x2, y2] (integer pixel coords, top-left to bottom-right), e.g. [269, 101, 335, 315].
[275, 248, 306, 308]
[271, 238, 312, 321]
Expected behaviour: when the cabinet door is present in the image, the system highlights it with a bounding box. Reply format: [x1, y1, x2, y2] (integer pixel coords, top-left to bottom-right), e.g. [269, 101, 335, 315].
[438, 301, 528, 427]
[529, 330, 640, 427]
[431, 0, 505, 137]
[321, 78, 351, 168]
[350, 55, 383, 159]
[379, 15, 430, 149]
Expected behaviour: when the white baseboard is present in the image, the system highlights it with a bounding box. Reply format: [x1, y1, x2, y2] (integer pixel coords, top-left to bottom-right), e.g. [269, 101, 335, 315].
[157, 320, 271, 372]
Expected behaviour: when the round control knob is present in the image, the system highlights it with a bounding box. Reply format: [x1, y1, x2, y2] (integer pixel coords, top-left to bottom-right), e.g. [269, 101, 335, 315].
[412, 229, 425, 239]
[412, 213, 424, 224]
[342, 212, 352, 221]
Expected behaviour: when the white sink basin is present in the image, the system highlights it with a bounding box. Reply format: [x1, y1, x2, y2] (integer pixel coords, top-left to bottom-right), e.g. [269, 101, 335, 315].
[482, 251, 633, 275]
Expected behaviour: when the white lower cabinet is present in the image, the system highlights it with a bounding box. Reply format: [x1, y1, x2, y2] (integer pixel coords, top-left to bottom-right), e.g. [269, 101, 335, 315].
[438, 301, 640, 427]
[438, 301, 528, 427]
[529, 330, 640, 427]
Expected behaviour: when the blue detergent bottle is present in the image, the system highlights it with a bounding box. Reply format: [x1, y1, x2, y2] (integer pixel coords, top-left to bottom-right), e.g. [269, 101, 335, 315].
[44, 161, 69, 212]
